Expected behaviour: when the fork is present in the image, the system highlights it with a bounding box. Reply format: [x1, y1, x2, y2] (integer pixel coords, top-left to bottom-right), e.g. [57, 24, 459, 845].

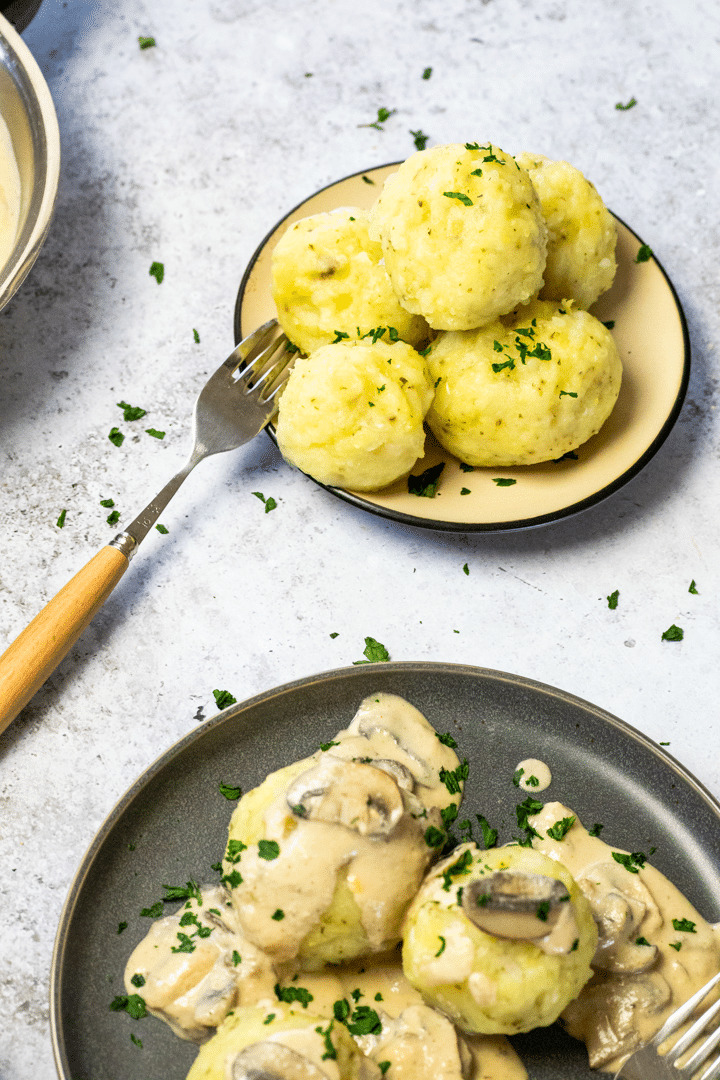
[0, 319, 291, 735]
[614, 972, 720, 1079]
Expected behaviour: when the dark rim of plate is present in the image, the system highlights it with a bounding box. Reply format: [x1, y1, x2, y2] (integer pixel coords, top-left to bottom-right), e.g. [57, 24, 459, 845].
[233, 162, 691, 534]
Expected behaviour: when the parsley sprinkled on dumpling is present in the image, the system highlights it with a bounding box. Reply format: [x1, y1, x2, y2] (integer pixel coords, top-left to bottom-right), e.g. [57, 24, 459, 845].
[369, 143, 547, 331]
[425, 299, 622, 466]
[516, 153, 617, 309]
[271, 208, 429, 355]
[276, 338, 434, 491]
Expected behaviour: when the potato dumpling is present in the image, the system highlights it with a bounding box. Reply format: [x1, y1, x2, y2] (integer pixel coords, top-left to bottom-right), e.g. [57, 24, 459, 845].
[271, 208, 429, 354]
[426, 298, 622, 466]
[186, 1004, 379, 1080]
[369, 143, 547, 331]
[275, 338, 434, 491]
[221, 695, 464, 969]
[402, 844, 597, 1035]
[516, 153, 617, 309]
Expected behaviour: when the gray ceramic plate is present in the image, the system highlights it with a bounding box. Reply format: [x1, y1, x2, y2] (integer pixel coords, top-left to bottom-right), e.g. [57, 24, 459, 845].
[235, 164, 690, 532]
[51, 663, 720, 1080]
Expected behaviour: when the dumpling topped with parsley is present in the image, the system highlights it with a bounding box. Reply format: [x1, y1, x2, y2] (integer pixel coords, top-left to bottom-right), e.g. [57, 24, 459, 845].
[425, 298, 622, 466]
[401, 843, 597, 1036]
[275, 337, 434, 491]
[271, 208, 430, 354]
[516, 153, 617, 309]
[369, 143, 547, 331]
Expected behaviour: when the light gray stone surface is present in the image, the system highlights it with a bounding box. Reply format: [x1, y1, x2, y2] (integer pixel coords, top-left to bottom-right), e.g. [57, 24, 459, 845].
[0, 0, 718, 1076]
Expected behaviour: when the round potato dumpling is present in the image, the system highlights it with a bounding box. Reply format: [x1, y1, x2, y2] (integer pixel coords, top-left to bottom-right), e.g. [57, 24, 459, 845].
[369, 142, 547, 331]
[425, 298, 622, 465]
[275, 338, 434, 491]
[402, 843, 597, 1036]
[271, 208, 430, 354]
[516, 153, 617, 309]
[186, 1004, 379, 1080]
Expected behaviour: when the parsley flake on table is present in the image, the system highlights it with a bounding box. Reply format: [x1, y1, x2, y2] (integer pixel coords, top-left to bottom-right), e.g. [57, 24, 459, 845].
[607, 589, 619, 609]
[117, 400, 146, 421]
[422, 66, 432, 79]
[219, 781, 242, 800]
[359, 107, 396, 130]
[615, 96, 637, 110]
[443, 191, 473, 206]
[145, 427, 165, 439]
[635, 244, 653, 263]
[56, 509, 67, 528]
[462, 562, 469, 575]
[492, 478, 516, 486]
[329, 631, 339, 638]
[252, 491, 278, 513]
[108, 427, 124, 447]
[193, 328, 200, 343]
[410, 129, 429, 151]
[353, 636, 391, 664]
[661, 624, 684, 641]
[689, 579, 699, 594]
[100, 497, 114, 508]
[149, 261, 164, 283]
[155, 523, 168, 533]
[107, 510, 120, 525]
[213, 689, 237, 710]
[138, 35, 156, 49]
[408, 461, 444, 497]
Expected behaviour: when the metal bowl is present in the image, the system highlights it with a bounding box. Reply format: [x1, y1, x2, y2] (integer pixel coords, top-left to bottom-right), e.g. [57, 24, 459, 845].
[0, 11, 59, 311]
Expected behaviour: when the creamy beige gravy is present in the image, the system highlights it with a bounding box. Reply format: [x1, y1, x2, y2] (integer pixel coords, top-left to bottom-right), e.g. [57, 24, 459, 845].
[514, 758, 552, 792]
[530, 801, 720, 1070]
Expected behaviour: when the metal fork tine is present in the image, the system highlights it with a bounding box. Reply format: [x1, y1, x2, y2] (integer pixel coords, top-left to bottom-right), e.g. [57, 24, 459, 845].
[652, 972, 720, 1048]
[223, 318, 280, 374]
[667, 995, 720, 1065]
[698, 1054, 720, 1080]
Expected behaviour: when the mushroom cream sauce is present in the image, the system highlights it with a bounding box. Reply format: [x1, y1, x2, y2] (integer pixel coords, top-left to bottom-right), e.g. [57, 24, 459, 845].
[124, 694, 720, 1078]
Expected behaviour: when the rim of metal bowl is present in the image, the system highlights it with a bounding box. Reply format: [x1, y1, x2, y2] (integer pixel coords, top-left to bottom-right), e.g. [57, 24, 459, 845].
[0, 12, 60, 310]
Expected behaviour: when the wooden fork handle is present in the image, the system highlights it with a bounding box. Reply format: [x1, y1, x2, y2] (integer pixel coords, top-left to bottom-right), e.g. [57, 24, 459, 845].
[0, 545, 129, 735]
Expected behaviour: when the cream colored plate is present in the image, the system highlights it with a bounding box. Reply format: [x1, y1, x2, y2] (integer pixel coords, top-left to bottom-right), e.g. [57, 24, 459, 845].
[235, 164, 689, 532]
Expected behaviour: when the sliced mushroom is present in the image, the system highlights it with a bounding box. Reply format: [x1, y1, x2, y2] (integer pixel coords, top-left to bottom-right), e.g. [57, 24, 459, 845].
[348, 693, 457, 789]
[370, 758, 416, 792]
[286, 756, 404, 836]
[577, 860, 661, 973]
[230, 1041, 330, 1080]
[368, 1004, 473, 1080]
[462, 871, 569, 940]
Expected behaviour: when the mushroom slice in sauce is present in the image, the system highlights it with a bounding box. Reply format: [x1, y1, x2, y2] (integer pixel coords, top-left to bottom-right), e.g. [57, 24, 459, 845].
[462, 871, 569, 941]
[230, 1041, 332, 1080]
[286, 756, 404, 836]
[576, 860, 661, 974]
[365, 1004, 473, 1080]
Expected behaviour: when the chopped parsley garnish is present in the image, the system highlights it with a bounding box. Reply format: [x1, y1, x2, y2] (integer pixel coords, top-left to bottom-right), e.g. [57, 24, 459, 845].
[441, 849, 473, 891]
[110, 993, 147, 1019]
[362, 175, 375, 184]
[422, 66, 432, 79]
[554, 450, 579, 462]
[252, 490, 277, 513]
[615, 96, 637, 110]
[130, 972, 145, 987]
[477, 813, 498, 849]
[319, 740, 340, 752]
[332, 330, 349, 343]
[635, 244, 653, 263]
[411, 129, 429, 151]
[526, 775, 539, 787]
[492, 358, 515, 373]
[222, 869, 243, 888]
[424, 825, 446, 848]
[271, 908, 285, 920]
[516, 796, 544, 832]
[56, 509, 67, 528]
[443, 191, 473, 206]
[669, 941, 683, 951]
[219, 782, 242, 800]
[258, 839, 280, 861]
[536, 900, 550, 922]
[374, 993, 383, 1001]
[546, 816, 576, 841]
[460, 487, 471, 495]
[130, 1033, 142, 1048]
[462, 562, 469, 575]
[513, 768, 524, 787]
[140, 901, 163, 918]
[275, 984, 314, 1007]
[604, 320, 615, 329]
[589, 823, 604, 837]
[435, 935, 446, 956]
[379, 1064, 391, 1076]
[225, 838, 247, 862]
[439, 759, 469, 795]
[460, 462, 474, 472]
[108, 427, 124, 447]
[264, 1012, 275, 1024]
[193, 328, 200, 343]
[333, 999, 350, 1021]
[408, 461, 444, 497]
[559, 390, 578, 398]
[612, 851, 649, 874]
[138, 35, 156, 49]
[315, 1020, 337, 1060]
[117, 401, 146, 422]
[163, 881, 202, 903]
[346, 1005, 383, 1036]
[662, 624, 684, 641]
[635, 936, 652, 946]
[329, 631, 339, 638]
[492, 478, 517, 487]
[672, 918, 696, 933]
[437, 732, 457, 747]
[359, 107, 396, 130]
[607, 589, 619, 609]
[117, 921, 128, 934]
[689, 579, 698, 594]
[352, 636, 391, 664]
[213, 689, 237, 710]
[232, 950, 242, 966]
[149, 261, 164, 284]
[145, 427, 165, 439]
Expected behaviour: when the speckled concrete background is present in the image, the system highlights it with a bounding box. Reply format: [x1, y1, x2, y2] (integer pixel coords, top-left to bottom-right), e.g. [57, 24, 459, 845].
[1, 0, 719, 1076]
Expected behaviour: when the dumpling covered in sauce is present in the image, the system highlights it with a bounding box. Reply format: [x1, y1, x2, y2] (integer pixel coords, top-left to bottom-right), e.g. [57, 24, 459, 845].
[402, 844, 597, 1035]
[221, 693, 465, 969]
[186, 1003, 380, 1080]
